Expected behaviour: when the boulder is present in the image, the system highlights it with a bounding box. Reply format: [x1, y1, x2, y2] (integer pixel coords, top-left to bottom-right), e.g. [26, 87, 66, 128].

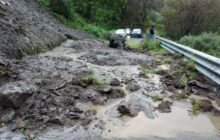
[157, 101, 173, 113]
[110, 78, 121, 86]
[106, 95, 155, 118]
[199, 99, 213, 112]
[108, 33, 125, 48]
[127, 81, 141, 92]
[0, 81, 38, 108]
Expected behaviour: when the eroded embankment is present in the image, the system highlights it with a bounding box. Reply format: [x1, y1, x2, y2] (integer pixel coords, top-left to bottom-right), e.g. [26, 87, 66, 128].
[0, 0, 93, 59]
[0, 39, 220, 140]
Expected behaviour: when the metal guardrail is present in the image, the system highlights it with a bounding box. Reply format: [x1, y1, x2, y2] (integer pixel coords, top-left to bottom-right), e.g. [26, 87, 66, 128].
[155, 36, 220, 85]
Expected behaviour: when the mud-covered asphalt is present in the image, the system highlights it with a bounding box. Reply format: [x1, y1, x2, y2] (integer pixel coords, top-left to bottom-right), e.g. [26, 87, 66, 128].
[0, 39, 220, 140]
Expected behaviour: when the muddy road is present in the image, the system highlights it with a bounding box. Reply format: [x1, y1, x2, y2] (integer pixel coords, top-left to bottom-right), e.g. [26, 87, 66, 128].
[0, 39, 220, 140]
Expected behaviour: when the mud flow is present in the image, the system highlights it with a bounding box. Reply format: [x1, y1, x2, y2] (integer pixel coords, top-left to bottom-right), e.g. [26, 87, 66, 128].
[0, 39, 220, 140]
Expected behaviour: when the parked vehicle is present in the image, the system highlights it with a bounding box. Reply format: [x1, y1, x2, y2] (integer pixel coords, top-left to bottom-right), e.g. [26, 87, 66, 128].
[131, 29, 143, 38]
[125, 28, 131, 36]
[115, 29, 126, 38]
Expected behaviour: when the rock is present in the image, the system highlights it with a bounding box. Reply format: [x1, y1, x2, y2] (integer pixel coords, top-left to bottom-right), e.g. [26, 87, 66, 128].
[81, 117, 92, 126]
[48, 116, 65, 125]
[108, 33, 125, 48]
[199, 99, 213, 112]
[110, 78, 121, 86]
[0, 81, 38, 108]
[8, 123, 18, 131]
[117, 105, 131, 116]
[66, 111, 81, 119]
[127, 81, 141, 92]
[65, 107, 83, 119]
[108, 88, 126, 99]
[84, 110, 97, 118]
[91, 95, 107, 105]
[84, 89, 107, 105]
[106, 95, 155, 118]
[216, 98, 220, 107]
[0, 108, 15, 123]
[96, 86, 125, 99]
[95, 86, 112, 94]
[157, 101, 172, 113]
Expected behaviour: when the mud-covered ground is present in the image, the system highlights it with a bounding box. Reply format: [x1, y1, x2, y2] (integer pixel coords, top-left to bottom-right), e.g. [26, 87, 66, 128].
[0, 38, 220, 140]
[1, 0, 219, 139]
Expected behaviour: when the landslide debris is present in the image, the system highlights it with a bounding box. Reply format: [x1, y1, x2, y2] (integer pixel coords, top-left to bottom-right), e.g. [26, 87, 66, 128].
[0, 0, 93, 58]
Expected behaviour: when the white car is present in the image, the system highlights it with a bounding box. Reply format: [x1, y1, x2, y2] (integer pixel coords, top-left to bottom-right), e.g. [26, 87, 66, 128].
[115, 29, 126, 38]
[131, 29, 143, 38]
[125, 28, 131, 35]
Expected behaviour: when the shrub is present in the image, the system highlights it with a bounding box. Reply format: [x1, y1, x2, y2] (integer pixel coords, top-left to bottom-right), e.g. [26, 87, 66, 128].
[151, 95, 163, 102]
[48, 0, 75, 19]
[82, 75, 105, 86]
[83, 24, 108, 38]
[138, 66, 156, 75]
[144, 39, 167, 56]
[191, 98, 202, 115]
[37, 0, 49, 7]
[180, 33, 220, 57]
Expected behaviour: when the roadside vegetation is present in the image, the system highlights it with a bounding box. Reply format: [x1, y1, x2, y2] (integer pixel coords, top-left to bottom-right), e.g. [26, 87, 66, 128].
[36, 0, 220, 56]
[180, 33, 220, 57]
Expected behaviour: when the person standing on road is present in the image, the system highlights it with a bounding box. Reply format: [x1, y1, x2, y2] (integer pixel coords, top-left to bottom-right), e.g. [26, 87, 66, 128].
[149, 25, 155, 40]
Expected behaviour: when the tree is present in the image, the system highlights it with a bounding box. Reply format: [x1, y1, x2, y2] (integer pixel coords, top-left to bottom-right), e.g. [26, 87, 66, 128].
[162, 0, 220, 39]
[49, 0, 72, 18]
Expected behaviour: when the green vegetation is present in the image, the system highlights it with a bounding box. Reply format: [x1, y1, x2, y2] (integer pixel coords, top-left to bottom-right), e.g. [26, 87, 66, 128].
[186, 59, 196, 70]
[126, 40, 144, 49]
[151, 95, 163, 102]
[36, 0, 220, 56]
[180, 33, 220, 57]
[191, 98, 202, 115]
[160, 57, 172, 65]
[138, 66, 156, 75]
[172, 92, 189, 100]
[162, 0, 220, 39]
[178, 74, 188, 87]
[144, 39, 167, 56]
[82, 75, 105, 86]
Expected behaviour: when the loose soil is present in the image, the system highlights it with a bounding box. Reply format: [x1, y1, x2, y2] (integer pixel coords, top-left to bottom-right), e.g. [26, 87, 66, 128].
[0, 1, 220, 140]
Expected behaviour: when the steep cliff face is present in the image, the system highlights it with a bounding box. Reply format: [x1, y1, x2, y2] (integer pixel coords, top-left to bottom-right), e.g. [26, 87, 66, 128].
[0, 0, 92, 58]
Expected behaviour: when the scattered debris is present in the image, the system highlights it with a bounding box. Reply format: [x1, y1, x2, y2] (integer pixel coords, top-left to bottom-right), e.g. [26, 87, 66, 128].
[126, 80, 141, 92]
[110, 78, 121, 86]
[157, 101, 173, 113]
[0, 81, 38, 108]
[0, 108, 15, 123]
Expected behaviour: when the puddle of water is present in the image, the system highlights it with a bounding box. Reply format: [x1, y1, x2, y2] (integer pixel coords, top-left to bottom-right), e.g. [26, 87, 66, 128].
[102, 101, 219, 139]
[207, 113, 220, 133]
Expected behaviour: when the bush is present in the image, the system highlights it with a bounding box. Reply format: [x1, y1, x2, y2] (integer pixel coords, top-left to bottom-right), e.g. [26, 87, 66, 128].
[37, 0, 108, 38]
[37, 0, 49, 7]
[49, 0, 74, 19]
[144, 39, 167, 56]
[83, 24, 108, 38]
[179, 33, 220, 57]
[82, 75, 105, 86]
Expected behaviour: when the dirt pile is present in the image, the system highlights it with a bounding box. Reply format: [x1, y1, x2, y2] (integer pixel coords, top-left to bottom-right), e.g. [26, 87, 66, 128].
[17, 74, 126, 129]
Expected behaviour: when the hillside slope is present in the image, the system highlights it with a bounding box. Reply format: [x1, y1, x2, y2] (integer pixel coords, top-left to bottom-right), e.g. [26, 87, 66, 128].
[0, 0, 92, 58]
